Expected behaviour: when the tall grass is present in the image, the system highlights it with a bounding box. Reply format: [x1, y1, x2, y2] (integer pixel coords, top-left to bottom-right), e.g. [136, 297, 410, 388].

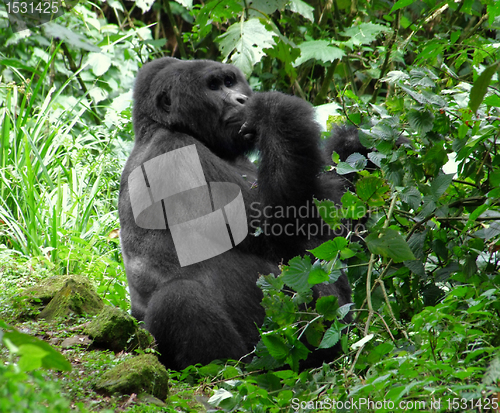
[0, 45, 122, 277]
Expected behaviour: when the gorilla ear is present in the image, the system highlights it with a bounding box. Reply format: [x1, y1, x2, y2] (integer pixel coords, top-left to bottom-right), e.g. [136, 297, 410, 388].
[150, 88, 172, 126]
[158, 92, 171, 114]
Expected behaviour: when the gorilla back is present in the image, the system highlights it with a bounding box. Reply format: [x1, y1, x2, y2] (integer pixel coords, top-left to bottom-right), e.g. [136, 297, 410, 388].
[119, 57, 353, 370]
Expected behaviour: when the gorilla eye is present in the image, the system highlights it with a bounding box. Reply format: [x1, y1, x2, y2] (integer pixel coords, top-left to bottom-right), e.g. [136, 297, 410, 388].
[209, 80, 219, 90]
[224, 76, 234, 87]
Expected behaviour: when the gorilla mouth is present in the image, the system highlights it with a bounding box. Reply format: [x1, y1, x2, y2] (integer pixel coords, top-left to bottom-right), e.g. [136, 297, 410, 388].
[223, 108, 245, 127]
[224, 116, 244, 127]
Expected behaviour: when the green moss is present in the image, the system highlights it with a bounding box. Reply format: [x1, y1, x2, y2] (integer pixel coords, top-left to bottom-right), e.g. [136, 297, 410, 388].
[38, 278, 104, 321]
[94, 354, 169, 400]
[24, 275, 97, 305]
[84, 306, 154, 352]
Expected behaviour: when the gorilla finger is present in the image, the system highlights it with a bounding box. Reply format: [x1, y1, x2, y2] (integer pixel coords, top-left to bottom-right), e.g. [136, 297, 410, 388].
[239, 122, 256, 138]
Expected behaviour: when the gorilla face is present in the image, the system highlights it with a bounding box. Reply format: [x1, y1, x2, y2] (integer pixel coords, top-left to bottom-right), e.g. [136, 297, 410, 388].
[132, 58, 254, 160]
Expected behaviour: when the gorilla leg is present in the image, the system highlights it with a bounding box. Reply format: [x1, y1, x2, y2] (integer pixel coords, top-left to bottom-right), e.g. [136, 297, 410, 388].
[144, 279, 253, 370]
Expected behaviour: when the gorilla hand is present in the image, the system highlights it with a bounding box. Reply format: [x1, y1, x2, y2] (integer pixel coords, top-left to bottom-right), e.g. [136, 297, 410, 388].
[239, 121, 257, 141]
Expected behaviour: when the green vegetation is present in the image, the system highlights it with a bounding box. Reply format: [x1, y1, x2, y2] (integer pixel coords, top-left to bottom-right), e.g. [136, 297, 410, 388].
[1, 0, 500, 411]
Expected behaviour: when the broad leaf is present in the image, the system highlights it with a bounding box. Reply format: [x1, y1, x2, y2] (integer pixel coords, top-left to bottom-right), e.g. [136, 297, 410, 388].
[3, 329, 71, 371]
[430, 173, 454, 200]
[294, 40, 345, 66]
[43, 22, 100, 52]
[341, 22, 391, 47]
[246, 0, 288, 17]
[262, 334, 289, 360]
[340, 192, 367, 220]
[310, 237, 348, 260]
[87, 52, 112, 77]
[382, 70, 410, 83]
[282, 256, 312, 292]
[308, 260, 329, 284]
[407, 109, 434, 133]
[366, 229, 416, 263]
[318, 324, 341, 349]
[356, 176, 390, 207]
[218, 19, 276, 77]
[390, 0, 417, 13]
[469, 62, 500, 113]
[287, 0, 314, 21]
[316, 295, 339, 321]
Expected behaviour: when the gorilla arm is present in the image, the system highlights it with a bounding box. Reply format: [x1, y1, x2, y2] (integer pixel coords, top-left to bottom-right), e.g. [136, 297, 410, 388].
[244, 92, 324, 207]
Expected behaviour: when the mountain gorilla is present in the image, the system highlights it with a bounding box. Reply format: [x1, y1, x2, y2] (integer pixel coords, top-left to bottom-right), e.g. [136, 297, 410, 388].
[119, 57, 359, 370]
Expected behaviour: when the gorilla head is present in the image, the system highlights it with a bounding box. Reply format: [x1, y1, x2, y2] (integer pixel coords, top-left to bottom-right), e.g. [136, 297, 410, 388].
[132, 58, 254, 159]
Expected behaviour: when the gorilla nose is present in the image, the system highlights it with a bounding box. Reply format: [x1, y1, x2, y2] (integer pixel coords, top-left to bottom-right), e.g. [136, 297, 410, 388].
[231, 93, 248, 106]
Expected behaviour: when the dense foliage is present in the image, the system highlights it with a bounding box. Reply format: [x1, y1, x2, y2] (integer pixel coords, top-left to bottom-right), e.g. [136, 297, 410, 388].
[0, 0, 500, 411]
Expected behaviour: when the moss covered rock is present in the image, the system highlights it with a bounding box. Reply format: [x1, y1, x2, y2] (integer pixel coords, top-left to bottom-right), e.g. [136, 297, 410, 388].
[25, 274, 98, 305]
[94, 354, 169, 399]
[38, 276, 104, 320]
[84, 306, 154, 352]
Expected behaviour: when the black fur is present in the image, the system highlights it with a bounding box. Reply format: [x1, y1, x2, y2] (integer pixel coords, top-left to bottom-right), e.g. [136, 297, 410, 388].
[119, 57, 358, 370]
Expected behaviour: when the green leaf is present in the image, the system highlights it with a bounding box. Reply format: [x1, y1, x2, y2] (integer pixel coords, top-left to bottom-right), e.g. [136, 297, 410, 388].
[310, 237, 348, 260]
[308, 261, 329, 285]
[385, 385, 406, 401]
[398, 84, 426, 104]
[208, 389, 234, 407]
[0, 58, 42, 75]
[287, 0, 314, 21]
[341, 22, 391, 46]
[257, 273, 284, 291]
[390, 0, 417, 13]
[488, 3, 500, 26]
[484, 94, 500, 107]
[295, 40, 345, 66]
[336, 161, 358, 175]
[87, 53, 112, 77]
[355, 176, 390, 207]
[345, 153, 367, 170]
[407, 109, 435, 133]
[218, 19, 276, 77]
[222, 366, 240, 379]
[282, 256, 312, 292]
[135, 0, 154, 12]
[262, 334, 289, 361]
[382, 70, 410, 83]
[474, 222, 500, 241]
[365, 229, 416, 263]
[399, 187, 422, 210]
[316, 295, 339, 321]
[273, 370, 296, 379]
[469, 62, 500, 113]
[247, 0, 288, 16]
[3, 329, 71, 371]
[337, 303, 352, 319]
[430, 173, 454, 200]
[483, 356, 500, 385]
[198, 363, 223, 377]
[17, 344, 48, 371]
[43, 22, 100, 52]
[285, 340, 309, 371]
[318, 324, 341, 349]
[341, 192, 367, 220]
[314, 199, 342, 230]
